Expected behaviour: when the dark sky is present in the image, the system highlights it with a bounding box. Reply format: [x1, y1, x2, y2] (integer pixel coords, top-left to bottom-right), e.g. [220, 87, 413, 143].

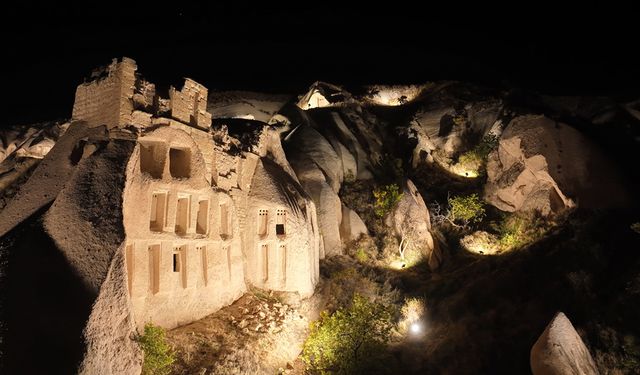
[3, 3, 638, 125]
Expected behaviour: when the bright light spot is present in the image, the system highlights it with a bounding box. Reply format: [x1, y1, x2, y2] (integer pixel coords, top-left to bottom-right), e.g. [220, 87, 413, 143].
[460, 231, 502, 255]
[410, 322, 421, 334]
[452, 167, 479, 178]
[389, 259, 407, 270]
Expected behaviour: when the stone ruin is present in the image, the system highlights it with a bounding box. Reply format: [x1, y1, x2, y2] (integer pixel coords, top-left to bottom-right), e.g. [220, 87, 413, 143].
[0, 57, 320, 374]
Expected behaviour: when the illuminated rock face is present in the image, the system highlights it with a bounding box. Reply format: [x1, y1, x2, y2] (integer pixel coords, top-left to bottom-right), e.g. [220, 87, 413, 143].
[530, 312, 599, 375]
[387, 179, 440, 270]
[0, 57, 321, 374]
[484, 115, 628, 215]
[296, 81, 353, 109]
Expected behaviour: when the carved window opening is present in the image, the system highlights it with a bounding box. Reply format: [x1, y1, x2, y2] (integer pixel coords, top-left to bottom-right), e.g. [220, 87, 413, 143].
[150, 191, 168, 232]
[148, 244, 161, 295]
[258, 209, 268, 236]
[169, 147, 191, 178]
[175, 194, 191, 235]
[140, 142, 166, 178]
[173, 253, 180, 272]
[196, 199, 209, 235]
[276, 209, 286, 236]
[173, 245, 187, 288]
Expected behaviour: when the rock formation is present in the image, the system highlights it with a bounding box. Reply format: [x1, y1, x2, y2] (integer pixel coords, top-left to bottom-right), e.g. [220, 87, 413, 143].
[0, 58, 321, 373]
[484, 115, 629, 214]
[530, 312, 599, 375]
[387, 179, 440, 269]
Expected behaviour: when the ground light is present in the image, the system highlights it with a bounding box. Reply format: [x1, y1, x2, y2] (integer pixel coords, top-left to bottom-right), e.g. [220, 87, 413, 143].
[390, 259, 407, 270]
[410, 322, 422, 335]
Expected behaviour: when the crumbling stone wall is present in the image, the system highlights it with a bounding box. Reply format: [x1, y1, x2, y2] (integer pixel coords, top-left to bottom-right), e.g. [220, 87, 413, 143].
[169, 79, 212, 130]
[72, 57, 136, 129]
[72, 58, 214, 133]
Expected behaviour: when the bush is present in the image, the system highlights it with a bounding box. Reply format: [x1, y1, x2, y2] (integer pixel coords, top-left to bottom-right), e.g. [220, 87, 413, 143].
[302, 294, 393, 374]
[136, 323, 175, 375]
[373, 184, 403, 218]
[454, 134, 500, 176]
[496, 211, 547, 250]
[448, 193, 485, 224]
[355, 247, 368, 262]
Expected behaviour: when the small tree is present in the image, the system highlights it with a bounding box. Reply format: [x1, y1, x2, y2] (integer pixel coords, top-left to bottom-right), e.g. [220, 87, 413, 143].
[448, 193, 485, 225]
[397, 220, 418, 262]
[373, 184, 403, 218]
[302, 294, 393, 374]
[135, 323, 175, 375]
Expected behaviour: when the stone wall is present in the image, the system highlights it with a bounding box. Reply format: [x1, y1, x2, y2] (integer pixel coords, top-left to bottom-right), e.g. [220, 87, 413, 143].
[170, 79, 212, 130]
[72, 57, 136, 129]
[72, 58, 214, 133]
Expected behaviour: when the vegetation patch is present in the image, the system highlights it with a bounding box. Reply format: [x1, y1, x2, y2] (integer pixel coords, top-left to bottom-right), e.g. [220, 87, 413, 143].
[302, 294, 393, 374]
[451, 133, 499, 177]
[135, 323, 175, 375]
[494, 211, 549, 251]
[448, 193, 486, 225]
[373, 184, 403, 218]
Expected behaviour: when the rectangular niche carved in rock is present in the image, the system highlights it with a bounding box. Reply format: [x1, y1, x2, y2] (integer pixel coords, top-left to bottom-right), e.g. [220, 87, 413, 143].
[276, 209, 286, 236]
[198, 245, 208, 285]
[220, 202, 230, 238]
[126, 244, 134, 296]
[169, 147, 191, 179]
[258, 209, 268, 236]
[196, 199, 209, 235]
[139, 141, 166, 178]
[150, 191, 168, 232]
[223, 245, 231, 281]
[278, 245, 287, 283]
[148, 244, 161, 295]
[260, 244, 269, 283]
[173, 245, 188, 288]
[175, 194, 191, 235]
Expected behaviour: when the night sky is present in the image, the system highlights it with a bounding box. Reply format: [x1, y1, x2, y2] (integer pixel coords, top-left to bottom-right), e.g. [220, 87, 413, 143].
[3, 3, 638, 125]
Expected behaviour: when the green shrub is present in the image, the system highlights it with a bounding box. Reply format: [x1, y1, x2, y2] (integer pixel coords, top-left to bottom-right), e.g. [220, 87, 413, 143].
[136, 323, 175, 375]
[448, 193, 485, 224]
[373, 184, 403, 218]
[302, 294, 393, 374]
[496, 211, 547, 250]
[355, 247, 368, 262]
[455, 133, 500, 175]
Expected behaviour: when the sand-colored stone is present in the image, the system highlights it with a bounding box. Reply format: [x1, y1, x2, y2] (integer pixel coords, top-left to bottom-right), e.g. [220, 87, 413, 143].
[289, 155, 343, 257]
[290, 125, 343, 192]
[0, 57, 322, 373]
[297, 81, 353, 109]
[530, 312, 599, 375]
[340, 205, 368, 242]
[388, 179, 439, 269]
[485, 115, 629, 214]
